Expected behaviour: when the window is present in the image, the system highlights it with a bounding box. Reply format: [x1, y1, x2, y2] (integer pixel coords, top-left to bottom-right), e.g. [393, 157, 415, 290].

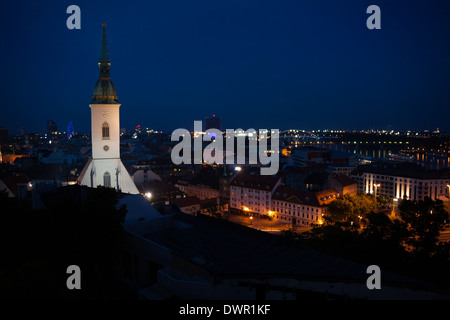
[102, 122, 110, 139]
[104, 171, 111, 188]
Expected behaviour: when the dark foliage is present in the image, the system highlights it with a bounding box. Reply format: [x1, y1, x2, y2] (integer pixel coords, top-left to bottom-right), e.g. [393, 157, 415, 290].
[299, 197, 450, 289]
[0, 187, 127, 299]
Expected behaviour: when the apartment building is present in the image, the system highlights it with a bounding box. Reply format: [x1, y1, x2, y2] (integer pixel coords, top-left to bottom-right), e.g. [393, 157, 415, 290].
[271, 186, 339, 227]
[229, 173, 282, 216]
[352, 162, 450, 201]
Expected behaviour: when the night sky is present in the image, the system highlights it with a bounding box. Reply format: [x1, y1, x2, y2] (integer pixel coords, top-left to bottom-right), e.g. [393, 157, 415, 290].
[1, 0, 450, 134]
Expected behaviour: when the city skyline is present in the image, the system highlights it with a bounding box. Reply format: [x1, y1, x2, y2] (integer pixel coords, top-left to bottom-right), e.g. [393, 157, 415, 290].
[1, 1, 450, 302]
[1, 1, 450, 134]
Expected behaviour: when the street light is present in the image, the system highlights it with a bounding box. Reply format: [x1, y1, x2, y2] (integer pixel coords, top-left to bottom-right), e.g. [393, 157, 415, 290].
[267, 210, 274, 231]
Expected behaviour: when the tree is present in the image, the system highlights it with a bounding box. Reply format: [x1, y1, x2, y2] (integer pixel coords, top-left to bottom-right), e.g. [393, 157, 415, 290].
[202, 202, 227, 219]
[326, 197, 355, 222]
[300, 196, 450, 288]
[0, 186, 128, 299]
[351, 193, 376, 216]
[398, 197, 449, 258]
[360, 211, 410, 265]
[324, 194, 376, 225]
[377, 194, 392, 209]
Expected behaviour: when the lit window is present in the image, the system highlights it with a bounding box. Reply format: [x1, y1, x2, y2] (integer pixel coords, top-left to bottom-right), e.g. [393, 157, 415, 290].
[102, 122, 110, 139]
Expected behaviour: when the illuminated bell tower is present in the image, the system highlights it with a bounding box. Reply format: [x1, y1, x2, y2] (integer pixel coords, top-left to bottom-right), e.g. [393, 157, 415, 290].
[78, 23, 139, 194]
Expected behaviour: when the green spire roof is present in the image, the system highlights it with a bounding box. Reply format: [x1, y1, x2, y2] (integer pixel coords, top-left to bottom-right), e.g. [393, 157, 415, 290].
[92, 23, 118, 104]
[99, 22, 110, 64]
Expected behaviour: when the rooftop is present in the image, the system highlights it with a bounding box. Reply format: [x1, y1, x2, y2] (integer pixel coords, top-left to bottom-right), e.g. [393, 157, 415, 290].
[332, 175, 357, 187]
[118, 193, 162, 225]
[170, 195, 200, 208]
[138, 180, 180, 195]
[230, 172, 280, 191]
[0, 173, 29, 196]
[143, 212, 439, 290]
[272, 185, 339, 207]
[354, 161, 450, 180]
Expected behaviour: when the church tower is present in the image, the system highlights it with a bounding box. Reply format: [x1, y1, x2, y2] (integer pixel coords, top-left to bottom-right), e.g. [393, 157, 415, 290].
[78, 23, 139, 194]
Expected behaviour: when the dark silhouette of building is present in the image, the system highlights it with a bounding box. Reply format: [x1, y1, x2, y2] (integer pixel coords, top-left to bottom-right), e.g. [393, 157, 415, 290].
[0, 127, 8, 145]
[205, 115, 221, 131]
[46, 120, 57, 138]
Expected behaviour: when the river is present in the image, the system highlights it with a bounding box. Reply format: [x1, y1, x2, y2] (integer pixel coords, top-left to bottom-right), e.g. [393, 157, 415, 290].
[325, 144, 450, 170]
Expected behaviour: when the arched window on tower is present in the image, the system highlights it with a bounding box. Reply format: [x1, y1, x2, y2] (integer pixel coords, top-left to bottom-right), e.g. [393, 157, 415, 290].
[102, 122, 110, 139]
[104, 171, 111, 188]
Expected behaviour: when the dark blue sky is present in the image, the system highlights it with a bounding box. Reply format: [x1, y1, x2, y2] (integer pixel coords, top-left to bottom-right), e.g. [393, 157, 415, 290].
[1, 0, 450, 134]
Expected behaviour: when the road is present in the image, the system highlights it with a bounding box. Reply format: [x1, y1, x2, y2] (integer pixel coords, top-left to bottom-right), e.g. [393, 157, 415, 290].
[439, 227, 450, 243]
[226, 213, 311, 234]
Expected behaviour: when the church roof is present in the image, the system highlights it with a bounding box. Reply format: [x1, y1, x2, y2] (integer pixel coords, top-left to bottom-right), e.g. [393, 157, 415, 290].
[92, 79, 118, 104]
[91, 23, 119, 104]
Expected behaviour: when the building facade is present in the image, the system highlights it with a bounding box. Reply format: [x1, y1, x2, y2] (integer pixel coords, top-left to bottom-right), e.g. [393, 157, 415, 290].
[46, 120, 57, 139]
[205, 115, 221, 131]
[328, 175, 357, 196]
[292, 147, 349, 167]
[229, 173, 282, 216]
[271, 186, 339, 227]
[175, 181, 220, 200]
[352, 162, 450, 201]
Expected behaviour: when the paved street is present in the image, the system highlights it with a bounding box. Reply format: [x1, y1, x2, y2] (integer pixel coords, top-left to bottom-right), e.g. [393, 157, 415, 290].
[226, 213, 450, 242]
[226, 213, 311, 234]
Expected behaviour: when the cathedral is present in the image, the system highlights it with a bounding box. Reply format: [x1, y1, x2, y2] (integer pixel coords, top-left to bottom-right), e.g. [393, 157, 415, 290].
[78, 23, 139, 194]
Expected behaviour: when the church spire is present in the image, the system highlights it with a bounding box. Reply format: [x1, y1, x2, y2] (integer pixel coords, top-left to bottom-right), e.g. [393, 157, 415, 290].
[99, 22, 111, 80]
[91, 23, 118, 104]
[100, 23, 110, 64]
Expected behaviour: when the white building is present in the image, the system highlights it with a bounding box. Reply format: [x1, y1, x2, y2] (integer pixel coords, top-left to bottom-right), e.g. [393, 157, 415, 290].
[78, 23, 139, 194]
[327, 164, 356, 176]
[352, 162, 450, 201]
[229, 173, 343, 226]
[271, 186, 339, 227]
[229, 172, 282, 216]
